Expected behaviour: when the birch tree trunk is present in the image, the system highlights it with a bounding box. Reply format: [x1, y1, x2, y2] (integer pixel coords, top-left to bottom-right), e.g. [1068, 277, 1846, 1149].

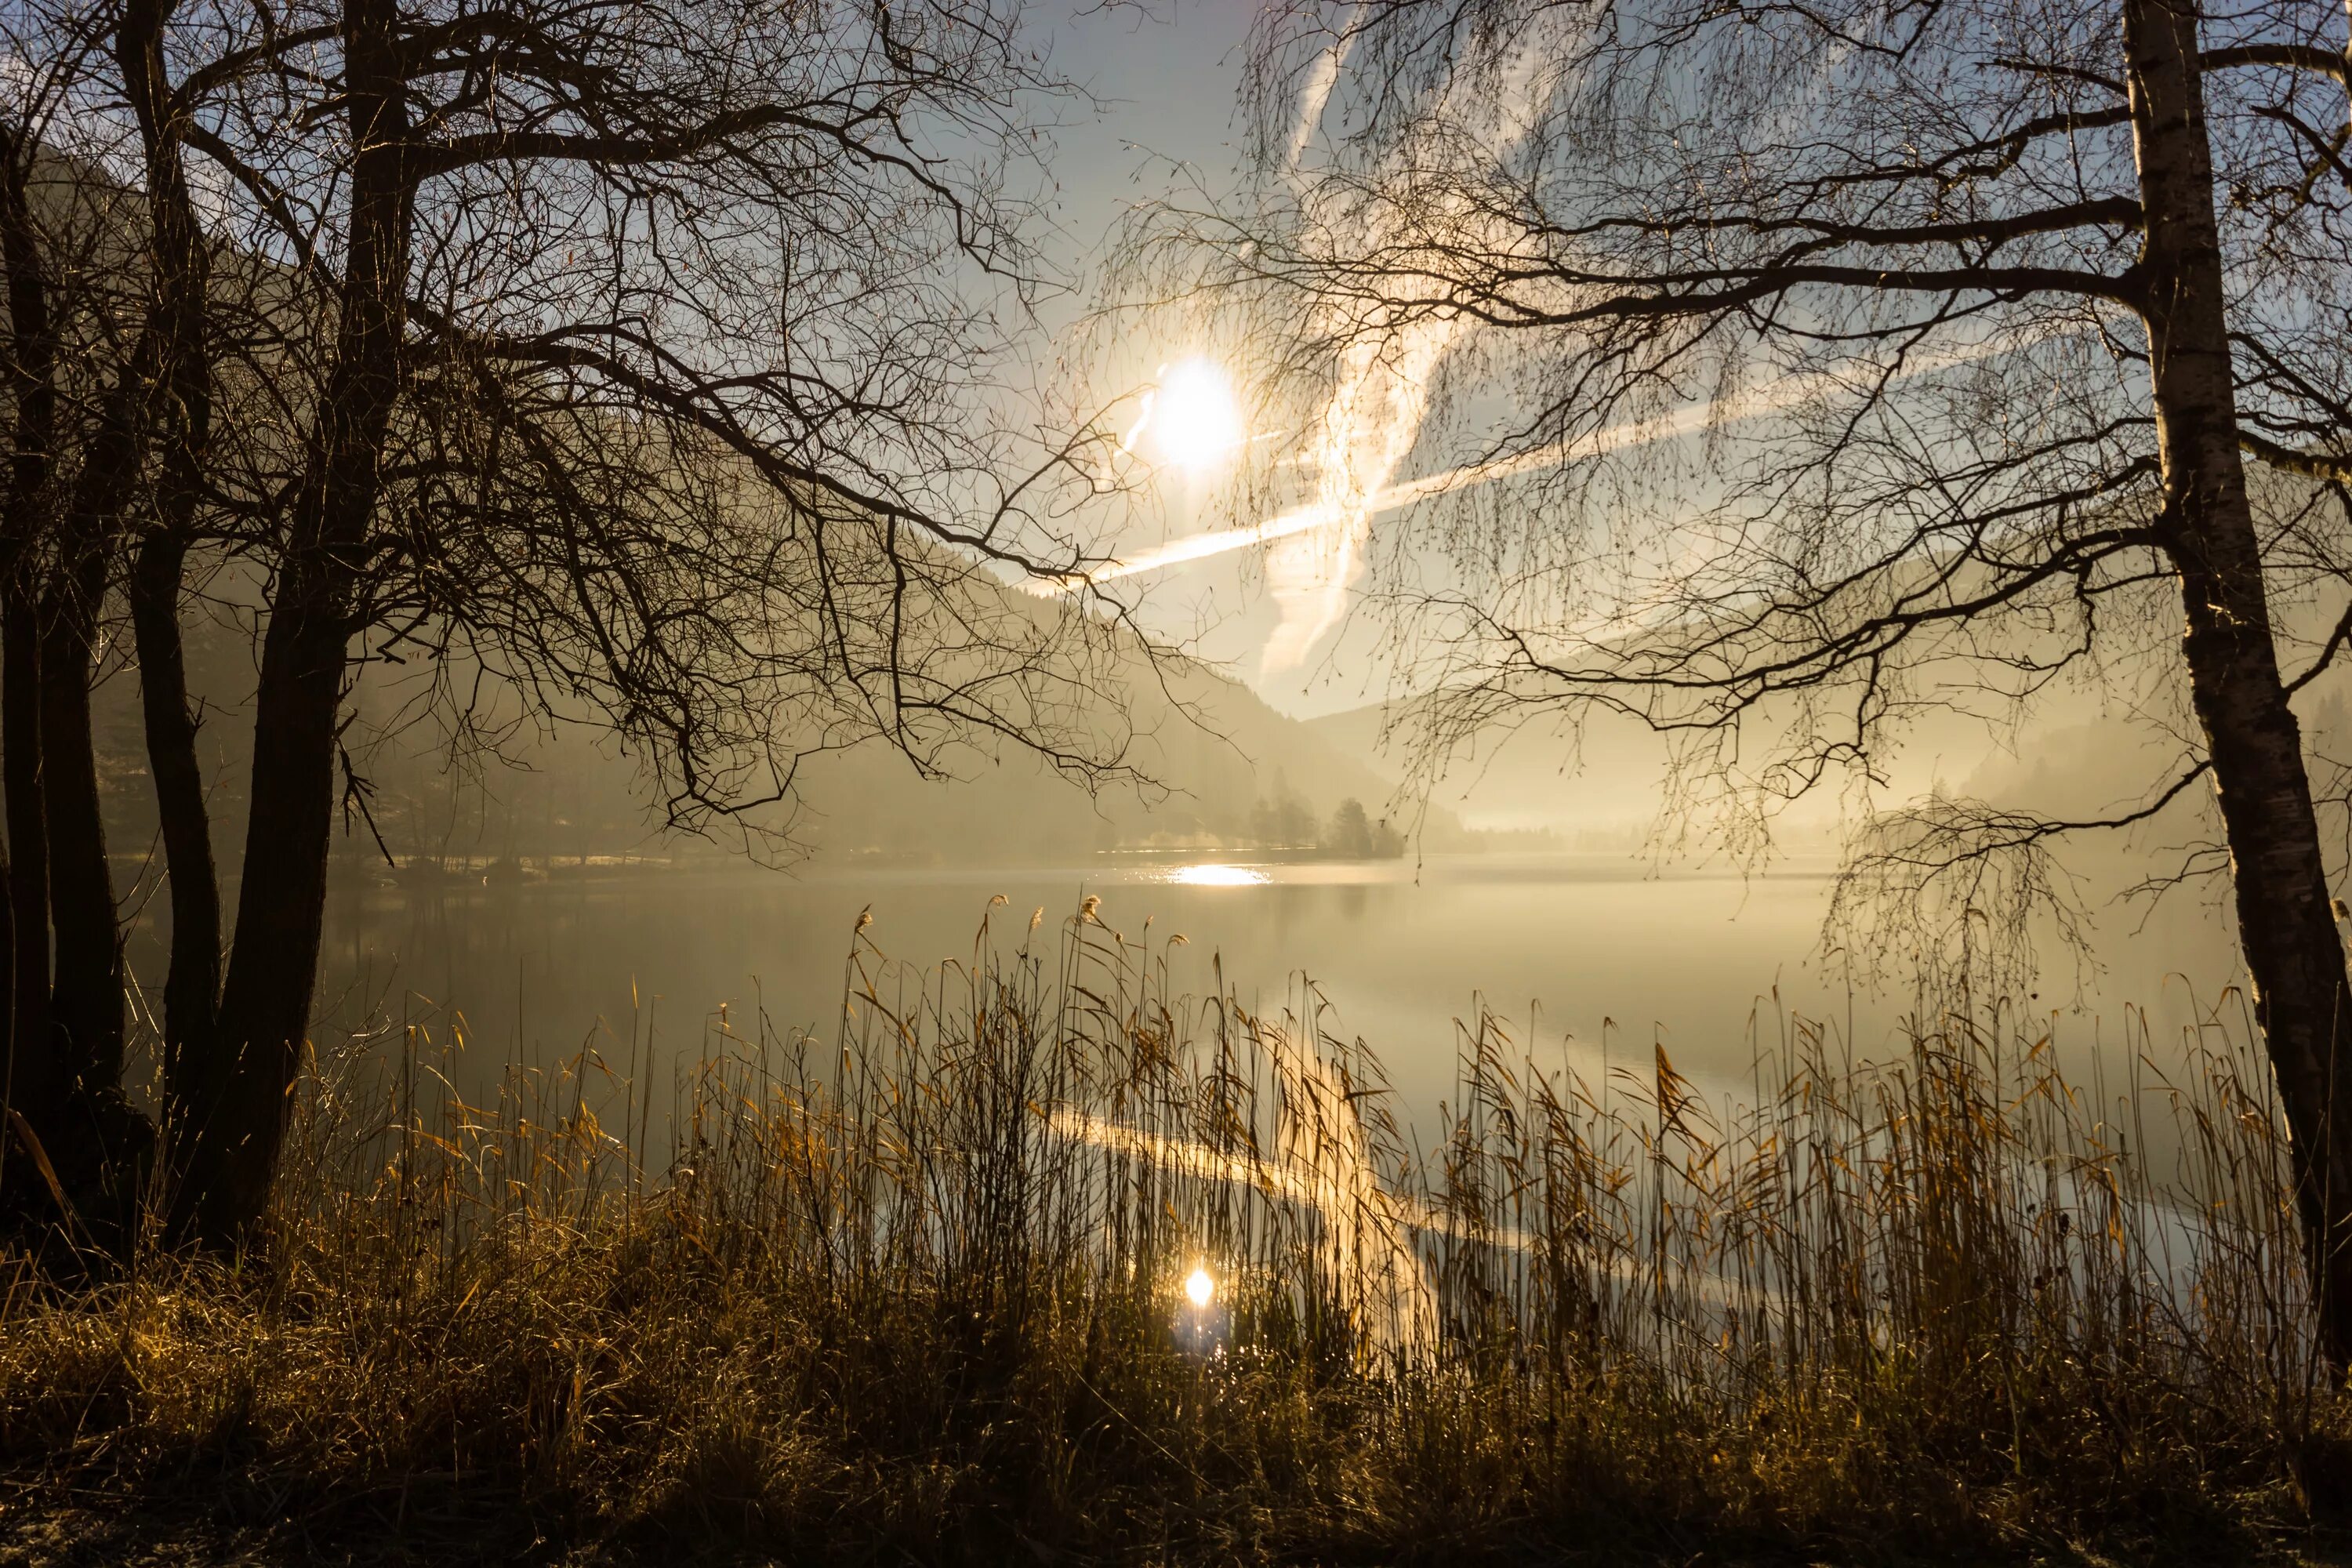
[2126, 0, 2352, 1367]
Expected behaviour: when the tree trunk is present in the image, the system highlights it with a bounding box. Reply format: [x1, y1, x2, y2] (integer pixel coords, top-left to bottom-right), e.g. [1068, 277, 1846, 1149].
[0, 119, 149, 1243]
[172, 0, 412, 1246]
[35, 342, 162, 1231]
[134, 536, 219, 1091]
[0, 595, 42, 1228]
[38, 321, 160, 1120]
[118, 0, 225, 1139]
[0, 126, 53, 1149]
[2126, 0, 2352, 1367]
[176, 598, 347, 1245]
[2, 597, 45, 1121]
[33, 554, 152, 1240]
[37, 550, 119, 1097]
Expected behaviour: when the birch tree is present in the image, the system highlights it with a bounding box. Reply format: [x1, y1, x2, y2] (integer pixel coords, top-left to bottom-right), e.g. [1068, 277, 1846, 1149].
[1144, 0, 2352, 1356]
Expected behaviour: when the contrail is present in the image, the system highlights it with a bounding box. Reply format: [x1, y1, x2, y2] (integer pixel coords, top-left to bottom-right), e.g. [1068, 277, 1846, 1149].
[1286, 35, 1349, 171]
[1051, 332, 2037, 593]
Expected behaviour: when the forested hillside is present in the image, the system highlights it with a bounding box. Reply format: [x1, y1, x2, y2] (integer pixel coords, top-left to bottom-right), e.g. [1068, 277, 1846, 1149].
[85, 583, 1457, 880]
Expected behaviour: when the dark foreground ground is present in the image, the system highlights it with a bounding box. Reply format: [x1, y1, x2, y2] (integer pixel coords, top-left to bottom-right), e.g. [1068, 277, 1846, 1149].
[5, 1473, 2352, 1568]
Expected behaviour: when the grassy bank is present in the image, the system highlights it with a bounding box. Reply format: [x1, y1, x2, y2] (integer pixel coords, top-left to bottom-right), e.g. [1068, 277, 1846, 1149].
[1, 906, 2346, 1564]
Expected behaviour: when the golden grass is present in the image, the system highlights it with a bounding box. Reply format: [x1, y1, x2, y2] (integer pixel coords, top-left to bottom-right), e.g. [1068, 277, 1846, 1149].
[1, 903, 2346, 1563]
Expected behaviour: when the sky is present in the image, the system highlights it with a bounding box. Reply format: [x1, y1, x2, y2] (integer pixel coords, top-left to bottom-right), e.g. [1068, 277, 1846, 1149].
[1019, 0, 1410, 721]
[1038, 0, 1258, 253]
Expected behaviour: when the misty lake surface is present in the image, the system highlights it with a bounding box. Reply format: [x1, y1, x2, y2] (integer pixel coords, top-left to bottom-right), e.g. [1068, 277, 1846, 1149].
[296, 851, 2247, 1123]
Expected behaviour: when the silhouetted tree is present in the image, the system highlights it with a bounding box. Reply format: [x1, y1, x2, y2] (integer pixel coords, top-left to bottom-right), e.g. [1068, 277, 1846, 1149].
[0, 0, 322, 1243]
[167, 0, 1147, 1244]
[1, 0, 1146, 1246]
[0, 20, 180, 1236]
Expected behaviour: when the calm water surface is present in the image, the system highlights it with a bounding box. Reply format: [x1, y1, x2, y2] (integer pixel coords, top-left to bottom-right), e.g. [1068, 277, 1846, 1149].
[294, 852, 2245, 1119]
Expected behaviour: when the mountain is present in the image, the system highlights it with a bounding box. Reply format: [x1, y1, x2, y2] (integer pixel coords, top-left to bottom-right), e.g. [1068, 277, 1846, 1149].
[1305, 637, 2352, 857]
[86, 590, 1469, 877]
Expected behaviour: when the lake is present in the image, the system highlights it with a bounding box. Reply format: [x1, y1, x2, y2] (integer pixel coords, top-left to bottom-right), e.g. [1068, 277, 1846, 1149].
[284, 851, 2249, 1126]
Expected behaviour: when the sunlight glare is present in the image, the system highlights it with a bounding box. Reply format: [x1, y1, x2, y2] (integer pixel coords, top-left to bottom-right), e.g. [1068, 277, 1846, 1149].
[1167, 863, 1267, 887]
[1145, 358, 1244, 474]
[1185, 1266, 1215, 1308]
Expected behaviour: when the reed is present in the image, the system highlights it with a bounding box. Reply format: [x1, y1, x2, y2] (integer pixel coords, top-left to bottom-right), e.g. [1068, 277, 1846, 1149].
[0, 902, 2339, 1563]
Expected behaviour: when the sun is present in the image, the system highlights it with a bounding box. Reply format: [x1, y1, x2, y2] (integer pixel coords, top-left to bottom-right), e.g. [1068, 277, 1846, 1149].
[1145, 358, 1243, 474]
[1184, 1266, 1215, 1308]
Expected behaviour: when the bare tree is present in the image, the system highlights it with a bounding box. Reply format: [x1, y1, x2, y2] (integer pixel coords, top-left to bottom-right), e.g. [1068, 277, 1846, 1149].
[45, 0, 1144, 1245]
[116, 0, 229, 1145]
[0, 17, 172, 1235]
[0, 2, 308, 1241]
[0, 0, 1149, 1248]
[1132, 0, 2352, 1355]
[0, 49, 64, 1197]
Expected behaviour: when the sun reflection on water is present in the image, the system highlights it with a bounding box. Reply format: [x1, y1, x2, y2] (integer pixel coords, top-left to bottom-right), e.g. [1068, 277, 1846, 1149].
[1163, 863, 1269, 887]
[1185, 1266, 1215, 1307]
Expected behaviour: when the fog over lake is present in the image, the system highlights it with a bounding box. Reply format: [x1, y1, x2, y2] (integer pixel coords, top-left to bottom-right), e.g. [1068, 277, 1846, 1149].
[92, 585, 2289, 1142]
[270, 849, 2248, 1131]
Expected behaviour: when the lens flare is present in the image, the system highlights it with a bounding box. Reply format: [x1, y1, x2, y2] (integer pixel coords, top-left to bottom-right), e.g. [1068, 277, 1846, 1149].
[1185, 1266, 1215, 1308]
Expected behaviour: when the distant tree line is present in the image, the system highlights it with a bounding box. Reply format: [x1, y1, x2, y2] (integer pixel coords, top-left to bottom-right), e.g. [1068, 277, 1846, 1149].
[1250, 779, 1404, 858]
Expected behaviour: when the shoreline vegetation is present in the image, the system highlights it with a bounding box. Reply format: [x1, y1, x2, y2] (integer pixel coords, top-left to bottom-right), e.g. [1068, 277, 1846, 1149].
[2, 904, 2349, 1565]
[300, 794, 1565, 888]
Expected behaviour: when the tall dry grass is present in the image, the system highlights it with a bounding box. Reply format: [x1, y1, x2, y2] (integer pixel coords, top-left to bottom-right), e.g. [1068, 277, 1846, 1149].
[0, 900, 2339, 1562]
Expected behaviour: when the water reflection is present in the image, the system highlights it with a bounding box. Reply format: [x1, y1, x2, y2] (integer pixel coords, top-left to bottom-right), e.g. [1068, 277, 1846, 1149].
[1176, 1265, 1230, 1356]
[1162, 863, 1269, 887]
